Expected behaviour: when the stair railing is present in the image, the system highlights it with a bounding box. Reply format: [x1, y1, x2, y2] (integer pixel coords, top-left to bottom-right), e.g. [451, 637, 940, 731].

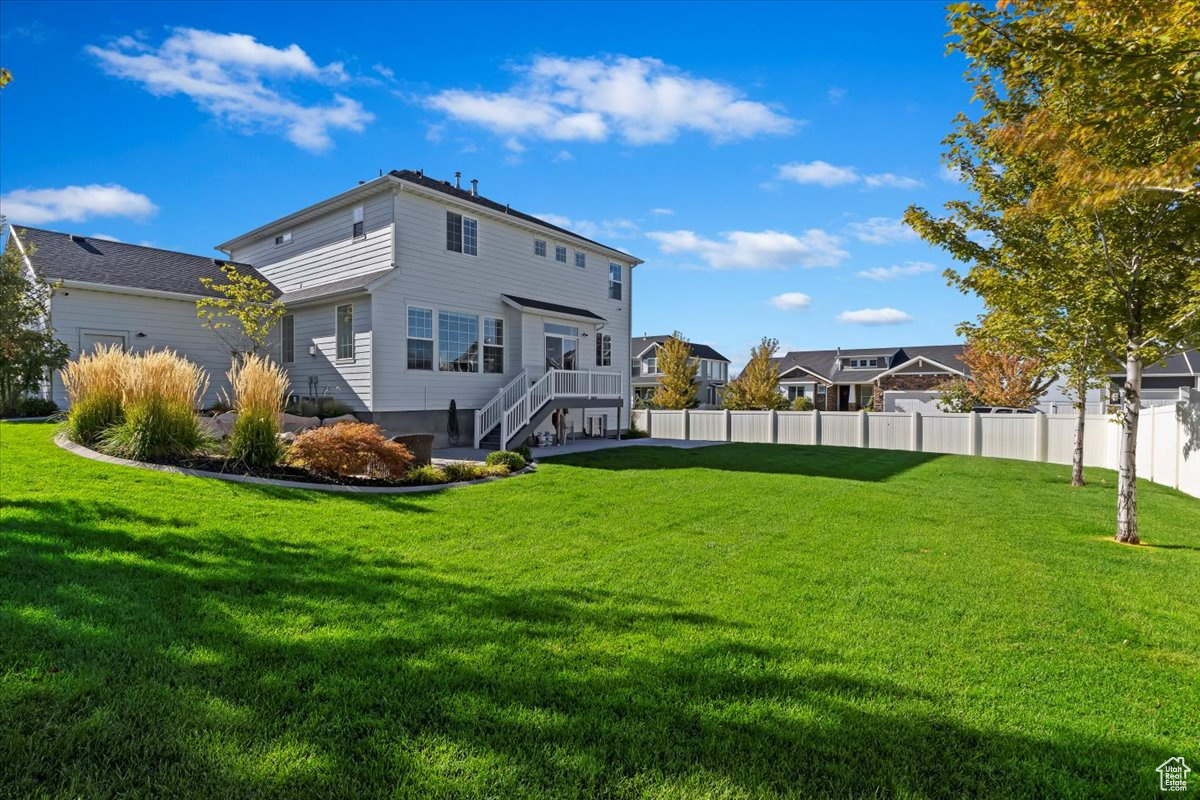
[474, 369, 528, 448]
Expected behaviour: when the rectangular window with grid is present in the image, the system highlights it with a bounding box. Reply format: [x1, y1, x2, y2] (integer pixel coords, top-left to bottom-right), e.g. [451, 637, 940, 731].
[608, 263, 622, 299]
[336, 304, 354, 361]
[555, 245, 567, 263]
[352, 205, 364, 238]
[483, 317, 504, 374]
[280, 314, 294, 364]
[446, 211, 462, 253]
[534, 239, 546, 257]
[595, 333, 612, 367]
[575, 250, 586, 269]
[407, 307, 433, 370]
[438, 311, 478, 372]
[462, 216, 478, 256]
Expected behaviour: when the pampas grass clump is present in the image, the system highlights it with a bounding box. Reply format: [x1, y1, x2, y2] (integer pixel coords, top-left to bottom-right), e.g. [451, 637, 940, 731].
[61, 344, 129, 445]
[226, 354, 289, 468]
[101, 349, 209, 461]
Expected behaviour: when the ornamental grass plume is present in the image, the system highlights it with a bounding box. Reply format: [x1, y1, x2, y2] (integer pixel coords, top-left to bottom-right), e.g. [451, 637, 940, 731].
[61, 344, 129, 445]
[101, 349, 208, 461]
[226, 354, 289, 468]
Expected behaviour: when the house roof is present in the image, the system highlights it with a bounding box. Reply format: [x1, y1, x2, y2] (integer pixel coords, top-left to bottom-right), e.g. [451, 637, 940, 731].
[278, 269, 394, 305]
[631, 335, 730, 363]
[769, 344, 968, 383]
[1134, 349, 1200, 376]
[10, 226, 276, 299]
[501, 294, 606, 322]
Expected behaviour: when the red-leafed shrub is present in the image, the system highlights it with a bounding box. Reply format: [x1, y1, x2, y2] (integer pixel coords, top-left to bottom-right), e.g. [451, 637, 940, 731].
[285, 422, 414, 479]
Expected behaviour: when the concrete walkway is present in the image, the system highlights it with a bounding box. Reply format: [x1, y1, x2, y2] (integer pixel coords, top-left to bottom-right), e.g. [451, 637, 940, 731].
[434, 436, 723, 463]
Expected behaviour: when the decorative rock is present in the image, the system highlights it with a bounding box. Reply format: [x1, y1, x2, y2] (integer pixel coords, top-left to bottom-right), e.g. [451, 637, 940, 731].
[278, 431, 297, 443]
[321, 413, 359, 427]
[279, 413, 321, 434]
[200, 411, 238, 439]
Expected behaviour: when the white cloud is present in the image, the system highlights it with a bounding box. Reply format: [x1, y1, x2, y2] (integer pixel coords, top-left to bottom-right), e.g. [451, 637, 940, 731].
[776, 161, 924, 190]
[844, 217, 916, 245]
[552, 149, 575, 163]
[827, 86, 847, 104]
[373, 63, 396, 81]
[534, 212, 639, 241]
[777, 160, 859, 187]
[89, 233, 121, 241]
[940, 163, 963, 182]
[647, 229, 847, 270]
[87, 28, 372, 151]
[837, 307, 914, 325]
[856, 261, 937, 281]
[769, 292, 813, 311]
[0, 184, 157, 224]
[649, 208, 674, 216]
[426, 55, 794, 147]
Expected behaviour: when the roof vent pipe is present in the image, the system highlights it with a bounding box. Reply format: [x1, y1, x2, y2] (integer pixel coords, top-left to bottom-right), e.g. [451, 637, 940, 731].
[470, 179, 478, 196]
[454, 171, 461, 189]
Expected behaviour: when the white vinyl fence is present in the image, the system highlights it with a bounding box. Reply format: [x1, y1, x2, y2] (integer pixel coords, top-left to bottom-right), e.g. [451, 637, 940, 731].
[632, 392, 1200, 499]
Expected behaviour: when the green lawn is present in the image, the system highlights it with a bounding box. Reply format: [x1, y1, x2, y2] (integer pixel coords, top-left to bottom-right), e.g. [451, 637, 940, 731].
[2, 421, 1198, 799]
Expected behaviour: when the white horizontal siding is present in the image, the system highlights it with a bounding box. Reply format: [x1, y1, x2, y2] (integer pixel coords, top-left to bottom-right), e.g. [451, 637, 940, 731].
[281, 297, 372, 412]
[48, 287, 232, 406]
[229, 191, 394, 292]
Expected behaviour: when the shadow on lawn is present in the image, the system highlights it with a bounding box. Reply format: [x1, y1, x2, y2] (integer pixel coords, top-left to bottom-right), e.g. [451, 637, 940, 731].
[0, 499, 1172, 799]
[542, 443, 945, 483]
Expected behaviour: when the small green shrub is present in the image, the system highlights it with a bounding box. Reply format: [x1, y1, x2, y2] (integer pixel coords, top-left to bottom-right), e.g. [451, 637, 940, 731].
[443, 462, 487, 482]
[285, 396, 353, 419]
[12, 396, 59, 417]
[789, 396, 814, 411]
[485, 450, 526, 471]
[514, 442, 532, 463]
[404, 465, 448, 486]
[624, 423, 650, 439]
[482, 464, 511, 478]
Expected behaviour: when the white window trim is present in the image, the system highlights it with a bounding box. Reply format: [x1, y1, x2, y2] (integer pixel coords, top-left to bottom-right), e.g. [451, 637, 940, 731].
[608, 262, 623, 299]
[352, 204, 365, 239]
[483, 315, 505, 374]
[574, 250, 586, 269]
[274, 230, 292, 246]
[406, 302, 504, 376]
[335, 303, 355, 362]
[445, 211, 480, 257]
[534, 239, 547, 257]
[555, 244, 568, 264]
[281, 314, 295, 364]
[406, 304, 434, 371]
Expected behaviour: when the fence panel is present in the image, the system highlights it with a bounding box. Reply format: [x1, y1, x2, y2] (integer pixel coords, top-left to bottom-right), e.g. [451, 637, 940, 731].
[868, 413, 912, 451]
[1045, 415, 1109, 467]
[819, 412, 861, 447]
[1151, 405, 1180, 488]
[980, 415, 1037, 461]
[689, 410, 727, 441]
[648, 410, 685, 440]
[632, 409, 647, 433]
[921, 414, 972, 455]
[777, 412, 815, 445]
[730, 412, 773, 443]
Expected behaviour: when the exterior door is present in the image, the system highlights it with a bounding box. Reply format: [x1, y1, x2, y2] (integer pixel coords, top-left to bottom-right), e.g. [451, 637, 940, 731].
[544, 323, 579, 371]
[80, 332, 126, 353]
[838, 385, 850, 411]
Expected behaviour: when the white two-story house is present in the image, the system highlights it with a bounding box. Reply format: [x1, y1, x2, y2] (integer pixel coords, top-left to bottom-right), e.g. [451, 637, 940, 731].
[9, 170, 640, 448]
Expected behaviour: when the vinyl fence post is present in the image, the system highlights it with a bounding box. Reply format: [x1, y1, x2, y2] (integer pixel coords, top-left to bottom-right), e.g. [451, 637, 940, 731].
[770, 409, 778, 444]
[859, 410, 869, 449]
[1034, 412, 1048, 462]
[812, 409, 821, 446]
[724, 409, 732, 442]
[683, 409, 691, 441]
[645, 409, 653, 438]
[969, 411, 980, 456]
[911, 411, 922, 452]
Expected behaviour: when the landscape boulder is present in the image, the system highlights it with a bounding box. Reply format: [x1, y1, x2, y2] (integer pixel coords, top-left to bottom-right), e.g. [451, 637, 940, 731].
[279, 413, 322, 434]
[321, 413, 359, 427]
[200, 411, 238, 439]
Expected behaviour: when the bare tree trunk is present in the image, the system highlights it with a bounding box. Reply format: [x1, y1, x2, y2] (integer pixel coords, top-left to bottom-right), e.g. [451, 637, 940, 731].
[1071, 373, 1087, 487]
[1116, 354, 1142, 544]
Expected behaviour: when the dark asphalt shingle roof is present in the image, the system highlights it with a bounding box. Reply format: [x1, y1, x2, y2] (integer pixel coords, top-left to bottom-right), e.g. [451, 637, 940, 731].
[502, 294, 606, 321]
[390, 170, 638, 262]
[1136, 349, 1200, 376]
[631, 335, 730, 363]
[279, 269, 394, 305]
[768, 344, 969, 383]
[10, 227, 276, 298]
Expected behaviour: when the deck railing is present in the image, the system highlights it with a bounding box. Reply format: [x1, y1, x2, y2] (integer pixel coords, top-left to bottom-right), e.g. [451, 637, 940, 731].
[474, 370, 528, 448]
[494, 369, 622, 450]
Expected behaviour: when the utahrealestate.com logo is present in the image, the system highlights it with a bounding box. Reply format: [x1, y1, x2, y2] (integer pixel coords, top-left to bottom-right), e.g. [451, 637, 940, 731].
[1158, 757, 1191, 792]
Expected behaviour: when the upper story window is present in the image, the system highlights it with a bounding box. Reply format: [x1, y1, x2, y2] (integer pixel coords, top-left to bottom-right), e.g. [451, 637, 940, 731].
[846, 357, 879, 369]
[575, 250, 586, 269]
[644, 356, 657, 375]
[336, 304, 354, 361]
[446, 211, 479, 256]
[352, 205, 364, 238]
[555, 245, 567, 263]
[631, 357, 641, 377]
[596, 333, 612, 367]
[534, 239, 547, 257]
[407, 307, 433, 371]
[483, 317, 504, 374]
[608, 263, 622, 300]
[280, 314, 294, 364]
[274, 231, 292, 246]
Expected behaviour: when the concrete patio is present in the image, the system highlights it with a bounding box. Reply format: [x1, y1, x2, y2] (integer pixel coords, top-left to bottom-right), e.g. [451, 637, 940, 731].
[434, 436, 723, 464]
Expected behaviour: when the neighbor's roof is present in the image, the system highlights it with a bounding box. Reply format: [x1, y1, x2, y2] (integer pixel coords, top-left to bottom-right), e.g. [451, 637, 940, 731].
[10, 226, 276, 298]
[769, 344, 968, 383]
[1134, 349, 1200, 376]
[502, 294, 606, 321]
[631, 335, 730, 363]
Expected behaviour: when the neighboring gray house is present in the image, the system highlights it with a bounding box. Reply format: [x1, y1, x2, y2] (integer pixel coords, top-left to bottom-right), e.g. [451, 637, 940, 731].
[630, 335, 730, 408]
[9, 170, 642, 447]
[770, 344, 967, 411]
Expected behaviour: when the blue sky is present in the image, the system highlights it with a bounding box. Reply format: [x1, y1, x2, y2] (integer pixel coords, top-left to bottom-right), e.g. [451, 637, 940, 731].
[0, 0, 983, 366]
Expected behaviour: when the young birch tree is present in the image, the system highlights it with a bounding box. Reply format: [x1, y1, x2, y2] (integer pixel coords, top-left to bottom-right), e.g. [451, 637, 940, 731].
[196, 264, 285, 360]
[722, 338, 788, 411]
[911, 0, 1200, 543]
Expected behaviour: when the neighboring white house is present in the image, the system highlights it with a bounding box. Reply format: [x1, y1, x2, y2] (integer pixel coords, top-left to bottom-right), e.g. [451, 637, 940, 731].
[9, 170, 641, 447]
[630, 335, 730, 408]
